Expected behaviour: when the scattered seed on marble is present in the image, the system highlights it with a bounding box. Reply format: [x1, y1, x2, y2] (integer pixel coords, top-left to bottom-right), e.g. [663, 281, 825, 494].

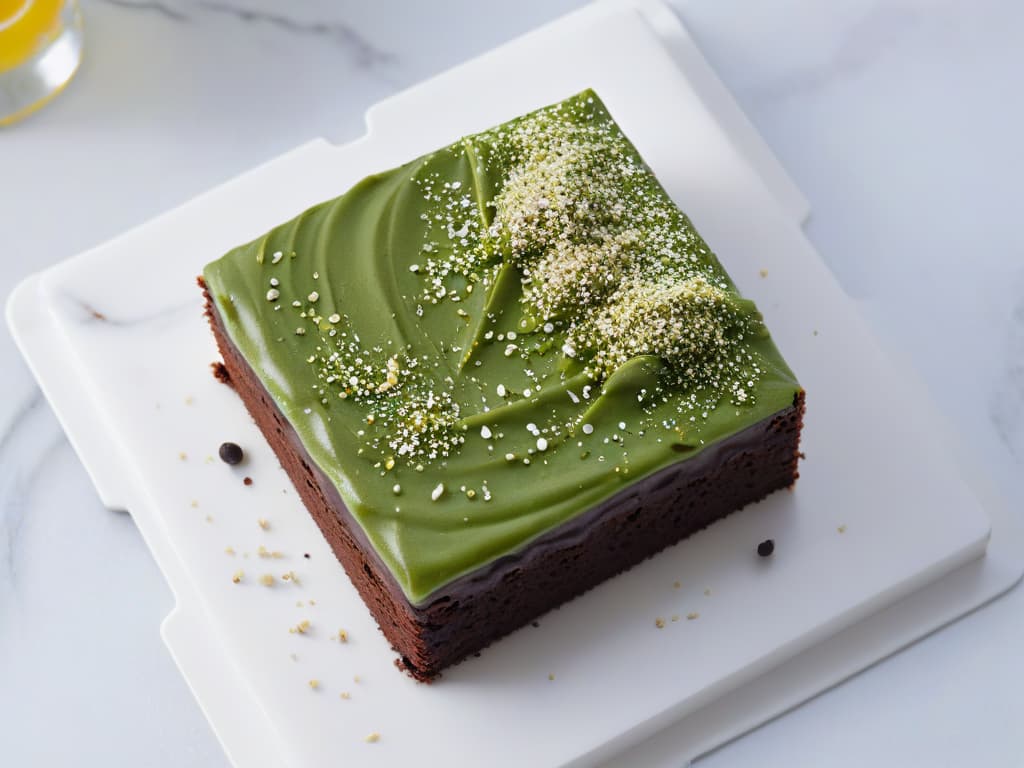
[218, 442, 244, 465]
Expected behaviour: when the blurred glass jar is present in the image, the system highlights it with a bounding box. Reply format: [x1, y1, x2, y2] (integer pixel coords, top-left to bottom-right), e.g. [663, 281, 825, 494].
[0, 0, 82, 126]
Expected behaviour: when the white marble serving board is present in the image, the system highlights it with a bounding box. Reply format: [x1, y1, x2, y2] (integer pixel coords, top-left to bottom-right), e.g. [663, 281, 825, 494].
[4, 2, 1016, 767]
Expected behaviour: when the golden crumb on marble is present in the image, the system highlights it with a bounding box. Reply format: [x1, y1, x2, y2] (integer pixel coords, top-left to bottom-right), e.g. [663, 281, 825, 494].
[289, 619, 311, 635]
[364, 733, 380, 744]
[340, 691, 351, 700]
[838, 524, 847, 534]
[178, 452, 187, 461]
[655, 617, 665, 629]
[759, 268, 768, 278]
[353, 675, 361, 683]
[190, 499, 199, 508]
[282, 570, 300, 584]
[686, 612, 699, 621]
[259, 574, 275, 587]
[232, 570, 244, 584]
[338, 629, 349, 643]
[224, 547, 236, 556]
[671, 615, 680, 622]
[308, 679, 319, 690]
[257, 545, 270, 558]
[257, 518, 270, 530]
[205, 515, 213, 523]
[548, 673, 555, 681]
[184, 396, 194, 405]
[673, 581, 681, 589]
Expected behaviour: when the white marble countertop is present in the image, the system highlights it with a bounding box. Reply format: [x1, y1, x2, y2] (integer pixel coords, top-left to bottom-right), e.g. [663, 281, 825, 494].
[2, 0, 1022, 765]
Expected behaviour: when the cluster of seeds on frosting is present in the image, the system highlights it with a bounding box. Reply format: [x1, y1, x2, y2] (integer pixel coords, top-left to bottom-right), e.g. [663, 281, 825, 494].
[279, 94, 767, 478]
[409, 168, 497, 308]
[260, 254, 466, 464]
[307, 331, 466, 463]
[400, 96, 764, 423]
[482, 97, 764, 402]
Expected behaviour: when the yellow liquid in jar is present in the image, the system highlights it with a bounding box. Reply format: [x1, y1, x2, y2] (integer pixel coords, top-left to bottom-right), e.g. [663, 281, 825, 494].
[0, 0, 64, 73]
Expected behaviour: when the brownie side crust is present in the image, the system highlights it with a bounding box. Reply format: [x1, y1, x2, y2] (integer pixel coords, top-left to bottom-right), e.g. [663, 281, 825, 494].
[201, 278, 805, 681]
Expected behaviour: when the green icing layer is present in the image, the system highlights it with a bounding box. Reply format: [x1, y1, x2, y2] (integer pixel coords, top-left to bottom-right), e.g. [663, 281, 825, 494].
[203, 90, 801, 604]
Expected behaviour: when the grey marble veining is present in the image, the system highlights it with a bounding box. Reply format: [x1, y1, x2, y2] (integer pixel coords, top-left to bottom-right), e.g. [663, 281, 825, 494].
[991, 286, 1024, 461]
[1, 0, 1022, 766]
[97, 0, 397, 70]
[95, 0, 189, 22]
[62, 290, 198, 327]
[0, 391, 51, 592]
[196, 1, 395, 69]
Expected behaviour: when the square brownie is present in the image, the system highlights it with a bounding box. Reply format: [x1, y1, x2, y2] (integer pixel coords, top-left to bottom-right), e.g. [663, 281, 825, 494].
[201, 89, 804, 680]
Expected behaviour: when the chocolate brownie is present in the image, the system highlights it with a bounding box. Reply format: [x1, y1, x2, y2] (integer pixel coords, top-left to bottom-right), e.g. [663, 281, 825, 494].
[200, 89, 805, 680]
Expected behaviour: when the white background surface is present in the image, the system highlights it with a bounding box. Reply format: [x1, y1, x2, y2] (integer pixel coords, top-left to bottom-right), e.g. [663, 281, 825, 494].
[1, 1, 1022, 766]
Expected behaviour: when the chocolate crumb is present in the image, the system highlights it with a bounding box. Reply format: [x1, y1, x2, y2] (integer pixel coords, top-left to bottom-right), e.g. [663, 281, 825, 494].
[211, 361, 231, 383]
[757, 539, 775, 557]
[243, 476, 253, 486]
[304, 553, 311, 559]
[219, 442, 244, 465]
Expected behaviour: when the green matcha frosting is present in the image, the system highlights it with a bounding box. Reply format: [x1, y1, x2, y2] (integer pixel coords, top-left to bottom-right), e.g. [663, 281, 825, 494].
[203, 90, 801, 604]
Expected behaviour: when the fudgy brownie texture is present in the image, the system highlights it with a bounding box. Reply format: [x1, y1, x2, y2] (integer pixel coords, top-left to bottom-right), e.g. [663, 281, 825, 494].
[201, 278, 805, 681]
